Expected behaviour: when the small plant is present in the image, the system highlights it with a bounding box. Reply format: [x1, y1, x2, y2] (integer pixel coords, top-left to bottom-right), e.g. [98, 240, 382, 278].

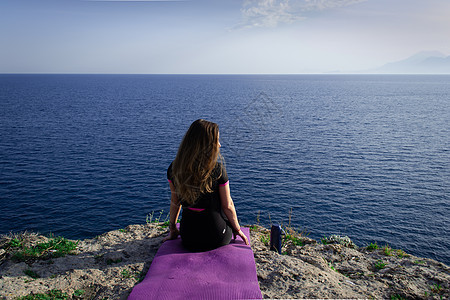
[73, 289, 85, 297]
[396, 249, 408, 258]
[24, 269, 40, 279]
[156, 210, 165, 222]
[367, 242, 379, 251]
[118, 229, 126, 233]
[286, 233, 304, 246]
[9, 237, 23, 248]
[10, 236, 78, 262]
[249, 225, 258, 231]
[413, 260, 425, 265]
[146, 210, 164, 224]
[283, 226, 306, 247]
[430, 283, 443, 294]
[390, 294, 405, 300]
[383, 245, 392, 256]
[146, 211, 155, 224]
[328, 262, 337, 272]
[146, 210, 172, 227]
[321, 235, 356, 248]
[374, 260, 386, 270]
[159, 220, 170, 228]
[17, 289, 68, 300]
[121, 269, 131, 278]
[260, 233, 270, 246]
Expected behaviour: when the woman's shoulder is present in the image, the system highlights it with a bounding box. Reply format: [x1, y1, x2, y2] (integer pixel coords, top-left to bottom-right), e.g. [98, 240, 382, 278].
[214, 161, 226, 172]
[214, 162, 228, 183]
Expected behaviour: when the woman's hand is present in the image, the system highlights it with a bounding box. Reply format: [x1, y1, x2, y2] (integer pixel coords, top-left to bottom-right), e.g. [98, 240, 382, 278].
[164, 181, 181, 243]
[233, 229, 249, 245]
[163, 228, 180, 242]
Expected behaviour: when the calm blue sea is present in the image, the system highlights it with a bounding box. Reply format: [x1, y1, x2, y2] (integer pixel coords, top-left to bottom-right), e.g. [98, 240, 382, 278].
[0, 74, 449, 265]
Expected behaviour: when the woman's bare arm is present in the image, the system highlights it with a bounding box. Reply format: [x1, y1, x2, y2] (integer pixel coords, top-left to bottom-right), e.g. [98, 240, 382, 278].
[163, 181, 181, 241]
[219, 183, 249, 245]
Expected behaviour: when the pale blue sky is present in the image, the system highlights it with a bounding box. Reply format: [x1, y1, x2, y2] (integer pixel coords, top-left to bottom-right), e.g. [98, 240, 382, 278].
[1, 0, 449, 73]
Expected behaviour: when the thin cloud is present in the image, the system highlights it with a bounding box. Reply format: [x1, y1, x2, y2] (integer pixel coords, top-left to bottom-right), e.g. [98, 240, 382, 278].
[235, 0, 367, 29]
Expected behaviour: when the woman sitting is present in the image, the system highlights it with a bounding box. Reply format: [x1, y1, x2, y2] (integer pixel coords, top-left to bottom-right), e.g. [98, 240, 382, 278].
[164, 119, 249, 251]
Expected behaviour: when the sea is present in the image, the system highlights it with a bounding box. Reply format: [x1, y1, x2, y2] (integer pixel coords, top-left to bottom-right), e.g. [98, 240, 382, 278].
[0, 74, 449, 265]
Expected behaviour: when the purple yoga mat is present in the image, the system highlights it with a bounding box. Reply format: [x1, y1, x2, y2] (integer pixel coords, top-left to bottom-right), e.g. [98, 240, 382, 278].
[128, 227, 262, 299]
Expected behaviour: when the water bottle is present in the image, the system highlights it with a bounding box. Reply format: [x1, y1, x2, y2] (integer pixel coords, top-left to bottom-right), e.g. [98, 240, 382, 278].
[270, 224, 283, 254]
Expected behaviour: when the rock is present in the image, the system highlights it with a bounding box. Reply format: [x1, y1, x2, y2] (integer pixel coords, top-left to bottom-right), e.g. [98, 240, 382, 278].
[0, 249, 6, 261]
[0, 224, 449, 299]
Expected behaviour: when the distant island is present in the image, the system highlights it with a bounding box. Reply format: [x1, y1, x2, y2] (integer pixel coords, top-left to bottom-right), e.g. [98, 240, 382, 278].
[367, 51, 450, 74]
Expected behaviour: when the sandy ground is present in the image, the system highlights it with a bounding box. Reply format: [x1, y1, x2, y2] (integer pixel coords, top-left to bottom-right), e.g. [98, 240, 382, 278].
[1, 223, 449, 299]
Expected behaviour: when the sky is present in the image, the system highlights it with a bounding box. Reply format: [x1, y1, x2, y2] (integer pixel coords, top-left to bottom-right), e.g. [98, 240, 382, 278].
[1, 0, 449, 74]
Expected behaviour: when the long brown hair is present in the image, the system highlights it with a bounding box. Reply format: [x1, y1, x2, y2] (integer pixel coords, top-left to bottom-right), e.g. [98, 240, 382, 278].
[172, 119, 223, 205]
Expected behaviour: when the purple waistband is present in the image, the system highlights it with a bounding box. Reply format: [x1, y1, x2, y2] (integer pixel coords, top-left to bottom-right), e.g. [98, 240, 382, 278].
[187, 207, 205, 212]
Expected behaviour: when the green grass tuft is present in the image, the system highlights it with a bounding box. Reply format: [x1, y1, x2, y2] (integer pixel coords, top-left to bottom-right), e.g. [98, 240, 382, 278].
[72, 289, 85, 297]
[9, 236, 78, 262]
[367, 242, 379, 251]
[159, 220, 170, 228]
[396, 249, 409, 258]
[146, 210, 179, 228]
[121, 269, 132, 278]
[249, 225, 258, 231]
[9, 237, 23, 248]
[286, 233, 304, 246]
[328, 262, 337, 272]
[282, 225, 309, 248]
[260, 233, 270, 246]
[383, 245, 392, 256]
[146, 210, 169, 224]
[430, 283, 443, 294]
[374, 260, 386, 270]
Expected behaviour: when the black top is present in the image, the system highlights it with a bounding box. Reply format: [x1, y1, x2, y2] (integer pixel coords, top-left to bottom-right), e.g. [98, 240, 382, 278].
[167, 162, 229, 209]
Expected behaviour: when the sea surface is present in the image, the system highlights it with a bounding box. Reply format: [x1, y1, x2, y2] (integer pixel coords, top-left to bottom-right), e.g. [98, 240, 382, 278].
[0, 74, 449, 265]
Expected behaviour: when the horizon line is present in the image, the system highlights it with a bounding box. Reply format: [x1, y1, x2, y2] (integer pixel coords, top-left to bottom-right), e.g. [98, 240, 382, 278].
[1, 72, 450, 76]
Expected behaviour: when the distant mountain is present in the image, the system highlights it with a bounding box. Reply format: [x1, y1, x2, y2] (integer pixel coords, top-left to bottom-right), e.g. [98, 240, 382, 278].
[370, 51, 450, 74]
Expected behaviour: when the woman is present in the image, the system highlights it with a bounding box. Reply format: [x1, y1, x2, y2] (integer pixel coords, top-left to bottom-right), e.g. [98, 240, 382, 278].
[164, 119, 249, 251]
